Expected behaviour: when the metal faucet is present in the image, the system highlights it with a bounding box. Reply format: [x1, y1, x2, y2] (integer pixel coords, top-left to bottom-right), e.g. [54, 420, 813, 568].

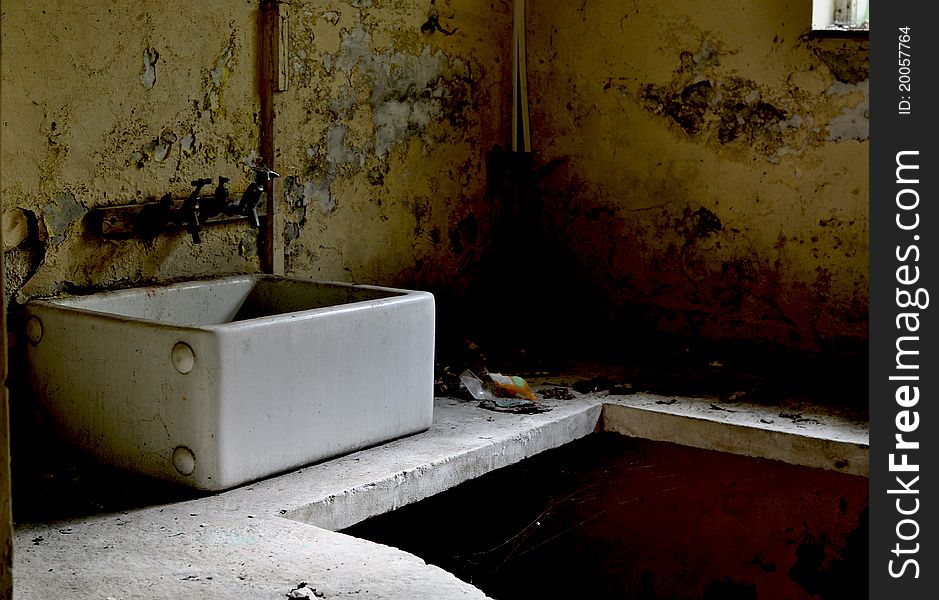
[164, 169, 277, 243]
[237, 166, 279, 228]
[198, 176, 231, 221]
[182, 178, 212, 244]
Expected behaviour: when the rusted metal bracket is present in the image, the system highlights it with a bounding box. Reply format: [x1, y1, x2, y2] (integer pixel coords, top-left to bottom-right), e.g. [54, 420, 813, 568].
[88, 197, 267, 240]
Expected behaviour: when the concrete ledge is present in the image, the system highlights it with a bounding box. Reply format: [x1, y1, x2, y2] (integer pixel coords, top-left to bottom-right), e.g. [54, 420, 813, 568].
[14, 393, 868, 599]
[602, 396, 870, 477]
[15, 506, 492, 600]
[281, 398, 602, 530]
[13, 398, 602, 600]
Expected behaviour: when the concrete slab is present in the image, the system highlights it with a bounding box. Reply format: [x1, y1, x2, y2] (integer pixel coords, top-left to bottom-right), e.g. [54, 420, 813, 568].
[599, 393, 869, 476]
[15, 510, 488, 600]
[13, 397, 601, 599]
[13, 390, 868, 599]
[276, 398, 602, 531]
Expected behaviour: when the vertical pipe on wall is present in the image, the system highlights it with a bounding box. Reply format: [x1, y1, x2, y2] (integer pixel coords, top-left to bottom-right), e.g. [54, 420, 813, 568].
[511, 0, 518, 152]
[260, 0, 287, 275]
[512, 0, 531, 153]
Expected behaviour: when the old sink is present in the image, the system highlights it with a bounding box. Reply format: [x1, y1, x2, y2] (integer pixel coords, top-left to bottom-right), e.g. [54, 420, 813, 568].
[25, 274, 435, 491]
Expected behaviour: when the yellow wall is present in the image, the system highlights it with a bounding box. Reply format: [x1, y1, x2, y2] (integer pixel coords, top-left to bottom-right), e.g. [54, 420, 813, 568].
[2, 1, 261, 300]
[1, 0, 509, 304]
[277, 1, 509, 291]
[526, 0, 868, 350]
[2, 0, 867, 351]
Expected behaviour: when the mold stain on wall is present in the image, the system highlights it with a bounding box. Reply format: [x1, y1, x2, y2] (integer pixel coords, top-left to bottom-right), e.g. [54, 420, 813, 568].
[2, 2, 266, 305]
[3, 0, 866, 354]
[277, 1, 510, 296]
[2, 0, 511, 337]
[525, 0, 869, 351]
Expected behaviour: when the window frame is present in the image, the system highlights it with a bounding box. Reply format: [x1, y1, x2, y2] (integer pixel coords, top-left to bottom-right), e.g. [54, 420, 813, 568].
[812, 0, 870, 35]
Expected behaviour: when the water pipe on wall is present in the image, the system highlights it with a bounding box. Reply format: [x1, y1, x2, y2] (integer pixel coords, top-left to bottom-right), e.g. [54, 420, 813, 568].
[259, 0, 288, 275]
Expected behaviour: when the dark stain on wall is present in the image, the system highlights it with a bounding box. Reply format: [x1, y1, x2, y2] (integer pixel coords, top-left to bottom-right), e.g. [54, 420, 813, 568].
[805, 38, 870, 84]
[284, 222, 301, 245]
[518, 4, 869, 356]
[436, 73, 479, 130]
[282, 175, 312, 245]
[642, 80, 711, 136]
[448, 229, 463, 255]
[668, 80, 712, 135]
[529, 185, 852, 351]
[367, 168, 385, 187]
[685, 206, 723, 239]
[410, 198, 432, 237]
[448, 213, 477, 255]
[641, 73, 788, 154]
[716, 92, 788, 146]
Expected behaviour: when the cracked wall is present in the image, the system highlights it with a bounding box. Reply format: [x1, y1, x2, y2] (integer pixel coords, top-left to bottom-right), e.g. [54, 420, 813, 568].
[3, 0, 867, 353]
[277, 1, 509, 294]
[2, 1, 510, 309]
[526, 0, 868, 351]
[1, 1, 263, 304]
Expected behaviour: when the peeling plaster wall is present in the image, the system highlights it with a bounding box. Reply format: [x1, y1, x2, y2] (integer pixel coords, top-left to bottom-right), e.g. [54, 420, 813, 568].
[526, 1, 868, 351]
[1, 1, 266, 304]
[277, 1, 510, 294]
[3, 0, 865, 354]
[2, 0, 510, 314]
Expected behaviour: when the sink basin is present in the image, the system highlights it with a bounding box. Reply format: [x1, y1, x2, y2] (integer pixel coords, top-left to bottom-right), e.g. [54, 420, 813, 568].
[25, 274, 435, 491]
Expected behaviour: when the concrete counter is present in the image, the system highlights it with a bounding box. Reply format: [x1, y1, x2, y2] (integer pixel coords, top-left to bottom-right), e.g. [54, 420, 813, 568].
[13, 389, 866, 599]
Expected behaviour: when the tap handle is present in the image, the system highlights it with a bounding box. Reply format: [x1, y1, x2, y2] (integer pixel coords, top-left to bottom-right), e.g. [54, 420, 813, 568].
[183, 179, 209, 244]
[188, 216, 202, 243]
[139, 193, 175, 237]
[214, 176, 232, 216]
[158, 193, 174, 217]
[250, 165, 280, 183]
[185, 201, 202, 243]
[214, 176, 231, 203]
[189, 177, 213, 199]
[237, 182, 264, 228]
[184, 194, 202, 243]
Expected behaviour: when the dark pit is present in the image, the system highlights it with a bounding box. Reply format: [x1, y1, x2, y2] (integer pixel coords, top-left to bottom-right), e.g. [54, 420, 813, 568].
[343, 433, 868, 600]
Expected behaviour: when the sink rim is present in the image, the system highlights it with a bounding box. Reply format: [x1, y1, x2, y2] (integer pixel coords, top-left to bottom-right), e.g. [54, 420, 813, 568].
[26, 273, 430, 332]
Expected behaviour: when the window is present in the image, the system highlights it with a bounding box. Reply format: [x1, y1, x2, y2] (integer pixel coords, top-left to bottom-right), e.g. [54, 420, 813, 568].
[813, 0, 870, 32]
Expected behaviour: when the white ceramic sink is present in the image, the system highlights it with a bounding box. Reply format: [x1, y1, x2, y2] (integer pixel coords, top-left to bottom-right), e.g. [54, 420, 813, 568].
[25, 274, 435, 491]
